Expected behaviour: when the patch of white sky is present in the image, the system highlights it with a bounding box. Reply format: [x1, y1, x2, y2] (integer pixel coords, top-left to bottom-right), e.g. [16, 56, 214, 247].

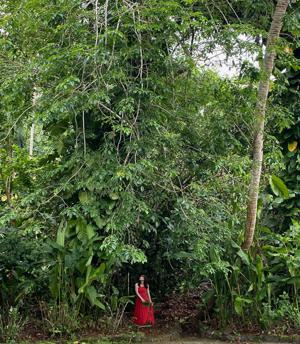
[200, 46, 259, 78]
[196, 34, 260, 78]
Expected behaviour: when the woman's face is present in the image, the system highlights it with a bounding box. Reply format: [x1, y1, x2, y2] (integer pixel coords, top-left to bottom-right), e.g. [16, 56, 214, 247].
[139, 275, 145, 283]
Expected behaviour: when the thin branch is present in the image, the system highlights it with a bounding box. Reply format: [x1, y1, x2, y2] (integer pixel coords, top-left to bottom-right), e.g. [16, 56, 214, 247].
[225, 0, 241, 23]
[82, 111, 86, 157]
[98, 102, 122, 120]
[0, 104, 35, 143]
[212, 1, 229, 25]
[36, 163, 86, 210]
[104, 0, 109, 45]
[95, 0, 99, 46]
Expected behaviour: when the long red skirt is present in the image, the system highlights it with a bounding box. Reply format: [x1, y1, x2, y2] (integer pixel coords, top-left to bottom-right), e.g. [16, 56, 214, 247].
[133, 287, 155, 326]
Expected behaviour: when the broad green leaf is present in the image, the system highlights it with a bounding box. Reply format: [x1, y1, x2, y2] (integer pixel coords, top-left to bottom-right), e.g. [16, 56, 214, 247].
[86, 225, 95, 240]
[86, 254, 93, 267]
[237, 249, 250, 266]
[79, 191, 90, 203]
[56, 221, 66, 247]
[111, 295, 118, 312]
[256, 255, 264, 287]
[93, 299, 106, 310]
[85, 286, 105, 310]
[234, 297, 243, 315]
[57, 140, 64, 154]
[269, 175, 289, 199]
[91, 263, 106, 279]
[234, 296, 252, 315]
[95, 216, 106, 229]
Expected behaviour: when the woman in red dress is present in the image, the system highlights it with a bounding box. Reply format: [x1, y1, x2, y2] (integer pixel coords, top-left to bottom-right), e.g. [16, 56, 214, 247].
[133, 275, 155, 326]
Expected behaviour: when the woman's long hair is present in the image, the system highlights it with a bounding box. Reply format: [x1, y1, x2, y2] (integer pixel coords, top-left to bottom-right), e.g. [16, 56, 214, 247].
[138, 274, 149, 288]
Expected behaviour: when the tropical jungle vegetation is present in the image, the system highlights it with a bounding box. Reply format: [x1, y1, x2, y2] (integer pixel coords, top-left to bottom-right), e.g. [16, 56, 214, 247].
[0, 0, 299, 342]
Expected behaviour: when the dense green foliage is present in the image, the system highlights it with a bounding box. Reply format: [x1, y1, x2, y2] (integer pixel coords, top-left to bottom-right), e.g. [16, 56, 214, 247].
[0, 0, 300, 341]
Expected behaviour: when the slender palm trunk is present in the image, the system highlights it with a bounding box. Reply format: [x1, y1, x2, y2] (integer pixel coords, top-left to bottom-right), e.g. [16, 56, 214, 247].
[242, 0, 290, 250]
[29, 123, 35, 156]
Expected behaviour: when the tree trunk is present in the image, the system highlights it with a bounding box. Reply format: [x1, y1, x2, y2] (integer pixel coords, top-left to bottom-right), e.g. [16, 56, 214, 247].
[29, 123, 35, 156]
[29, 86, 39, 157]
[242, 0, 290, 250]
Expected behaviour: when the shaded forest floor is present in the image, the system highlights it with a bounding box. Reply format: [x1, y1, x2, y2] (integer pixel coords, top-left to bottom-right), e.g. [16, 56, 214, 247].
[18, 316, 300, 344]
[17, 340, 300, 344]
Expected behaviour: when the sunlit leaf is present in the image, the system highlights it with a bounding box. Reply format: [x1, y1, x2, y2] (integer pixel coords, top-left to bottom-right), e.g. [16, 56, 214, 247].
[269, 175, 289, 199]
[288, 141, 298, 152]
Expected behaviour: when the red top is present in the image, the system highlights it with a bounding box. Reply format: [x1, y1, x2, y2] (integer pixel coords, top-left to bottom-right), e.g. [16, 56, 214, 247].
[138, 285, 150, 300]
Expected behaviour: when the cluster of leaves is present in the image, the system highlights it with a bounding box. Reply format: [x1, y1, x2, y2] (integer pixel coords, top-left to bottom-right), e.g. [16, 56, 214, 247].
[264, 48, 300, 230]
[0, 0, 300, 336]
[0, 0, 258, 314]
[0, 227, 48, 308]
[210, 218, 300, 331]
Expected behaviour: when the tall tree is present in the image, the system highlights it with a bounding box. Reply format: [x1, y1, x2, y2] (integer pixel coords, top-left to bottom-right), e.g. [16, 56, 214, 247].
[242, 0, 290, 250]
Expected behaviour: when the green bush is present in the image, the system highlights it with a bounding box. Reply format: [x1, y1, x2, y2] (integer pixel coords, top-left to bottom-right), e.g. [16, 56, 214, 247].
[0, 227, 48, 308]
[261, 293, 300, 330]
[0, 306, 27, 343]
